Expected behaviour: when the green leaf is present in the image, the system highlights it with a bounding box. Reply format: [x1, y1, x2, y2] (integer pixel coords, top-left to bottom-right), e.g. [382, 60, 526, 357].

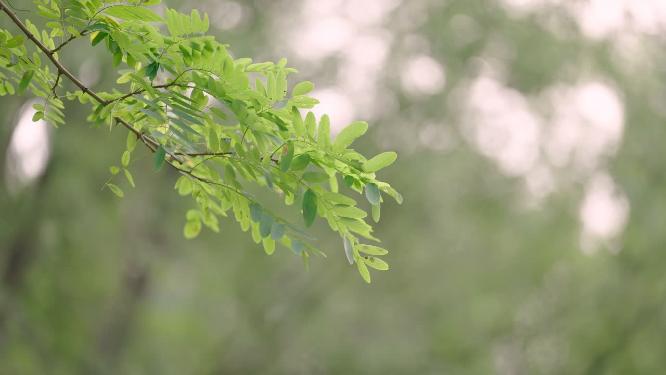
[91, 32, 107, 46]
[32, 111, 44, 122]
[364, 257, 389, 271]
[154, 146, 166, 170]
[365, 183, 381, 206]
[106, 183, 124, 198]
[302, 189, 317, 227]
[318, 115, 331, 147]
[292, 81, 314, 96]
[363, 151, 398, 172]
[175, 176, 193, 195]
[184, 219, 202, 239]
[123, 168, 135, 188]
[145, 61, 160, 81]
[290, 154, 310, 171]
[104, 5, 164, 22]
[262, 237, 276, 255]
[357, 245, 388, 256]
[356, 257, 371, 283]
[371, 203, 381, 223]
[126, 133, 137, 151]
[305, 111, 316, 138]
[18, 70, 34, 94]
[333, 121, 368, 151]
[332, 205, 367, 219]
[121, 150, 131, 167]
[343, 237, 354, 265]
[5, 35, 23, 48]
[109, 166, 120, 175]
[302, 172, 329, 183]
[280, 142, 294, 172]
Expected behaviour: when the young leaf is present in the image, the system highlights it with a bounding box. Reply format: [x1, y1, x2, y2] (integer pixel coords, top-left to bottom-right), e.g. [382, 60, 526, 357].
[262, 237, 276, 255]
[292, 81, 314, 96]
[123, 168, 135, 188]
[32, 111, 44, 122]
[357, 245, 388, 256]
[332, 205, 368, 219]
[318, 115, 331, 148]
[106, 183, 124, 198]
[121, 150, 131, 167]
[302, 189, 317, 227]
[363, 151, 398, 172]
[104, 6, 163, 22]
[356, 257, 371, 283]
[126, 133, 137, 151]
[364, 257, 390, 271]
[184, 219, 202, 239]
[371, 203, 381, 223]
[333, 121, 368, 151]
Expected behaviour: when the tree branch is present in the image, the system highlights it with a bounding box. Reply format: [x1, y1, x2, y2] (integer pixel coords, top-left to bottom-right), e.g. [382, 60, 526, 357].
[0, 0, 238, 189]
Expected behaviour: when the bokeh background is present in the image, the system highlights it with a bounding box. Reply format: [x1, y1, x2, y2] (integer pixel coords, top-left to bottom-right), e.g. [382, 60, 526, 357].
[2, 0, 666, 373]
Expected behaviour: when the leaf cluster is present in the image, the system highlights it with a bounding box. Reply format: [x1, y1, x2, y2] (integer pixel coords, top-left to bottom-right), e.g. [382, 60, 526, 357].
[0, 0, 402, 282]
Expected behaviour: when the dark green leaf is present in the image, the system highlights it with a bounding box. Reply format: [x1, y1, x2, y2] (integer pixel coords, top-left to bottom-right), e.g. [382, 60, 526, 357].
[18, 70, 34, 94]
[145, 61, 160, 81]
[302, 189, 317, 227]
[154, 146, 166, 170]
[280, 142, 294, 172]
[91, 32, 107, 46]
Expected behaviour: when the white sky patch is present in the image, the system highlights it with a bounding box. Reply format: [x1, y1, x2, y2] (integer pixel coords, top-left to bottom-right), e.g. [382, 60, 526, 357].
[401, 54, 446, 96]
[463, 75, 542, 177]
[544, 81, 624, 172]
[5, 101, 52, 193]
[207, 1, 246, 31]
[579, 173, 629, 254]
[290, 17, 353, 61]
[500, 0, 666, 39]
[309, 88, 355, 135]
[286, 0, 402, 127]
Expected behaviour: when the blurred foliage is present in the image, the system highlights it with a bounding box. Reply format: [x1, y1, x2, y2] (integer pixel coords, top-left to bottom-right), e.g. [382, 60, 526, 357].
[2, 0, 666, 374]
